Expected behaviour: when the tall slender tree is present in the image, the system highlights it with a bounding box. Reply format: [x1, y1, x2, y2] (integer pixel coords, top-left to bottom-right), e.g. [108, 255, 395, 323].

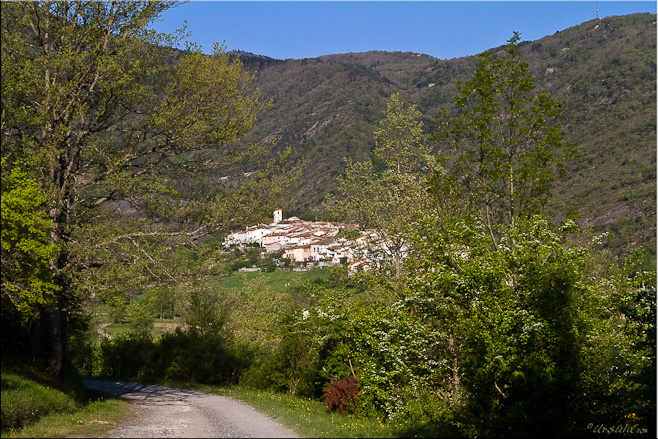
[434, 32, 574, 240]
[374, 92, 429, 175]
[323, 93, 434, 280]
[1, 1, 268, 376]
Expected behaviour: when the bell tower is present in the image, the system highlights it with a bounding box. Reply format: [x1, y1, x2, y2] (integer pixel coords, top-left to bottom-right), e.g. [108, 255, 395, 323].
[273, 209, 282, 224]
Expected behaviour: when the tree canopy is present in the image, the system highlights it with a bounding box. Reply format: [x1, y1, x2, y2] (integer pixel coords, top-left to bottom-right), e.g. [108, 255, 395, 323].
[322, 93, 435, 280]
[1, 0, 271, 375]
[434, 32, 575, 236]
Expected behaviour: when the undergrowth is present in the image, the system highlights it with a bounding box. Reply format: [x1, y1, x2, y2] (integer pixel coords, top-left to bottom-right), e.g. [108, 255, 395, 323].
[0, 362, 126, 438]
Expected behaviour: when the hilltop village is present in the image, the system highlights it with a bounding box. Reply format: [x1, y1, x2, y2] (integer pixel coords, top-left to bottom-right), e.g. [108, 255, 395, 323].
[224, 209, 375, 270]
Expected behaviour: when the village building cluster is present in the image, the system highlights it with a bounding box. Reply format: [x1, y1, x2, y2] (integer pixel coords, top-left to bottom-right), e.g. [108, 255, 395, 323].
[224, 209, 375, 269]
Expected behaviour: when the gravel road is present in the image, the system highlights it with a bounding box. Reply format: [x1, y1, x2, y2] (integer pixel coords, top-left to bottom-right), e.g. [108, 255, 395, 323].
[82, 379, 299, 438]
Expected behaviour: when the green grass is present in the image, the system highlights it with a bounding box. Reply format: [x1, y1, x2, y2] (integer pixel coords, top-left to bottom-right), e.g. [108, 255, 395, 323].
[1, 397, 127, 438]
[216, 386, 405, 438]
[100, 320, 182, 339]
[1, 372, 79, 433]
[101, 323, 133, 338]
[208, 267, 331, 294]
[1, 366, 127, 438]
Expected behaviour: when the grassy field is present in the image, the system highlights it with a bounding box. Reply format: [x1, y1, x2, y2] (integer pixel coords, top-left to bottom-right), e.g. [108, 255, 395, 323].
[1, 365, 127, 438]
[96, 268, 332, 338]
[100, 320, 183, 339]
[208, 267, 332, 293]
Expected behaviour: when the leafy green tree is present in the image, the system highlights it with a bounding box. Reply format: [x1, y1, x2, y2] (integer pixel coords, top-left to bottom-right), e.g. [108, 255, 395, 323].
[580, 248, 657, 436]
[323, 94, 436, 280]
[1, 1, 269, 376]
[374, 92, 430, 175]
[224, 276, 294, 357]
[1, 159, 60, 323]
[129, 301, 154, 340]
[400, 211, 657, 437]
[181, 285, 227, 338]
[435, 33, 574, 237]
[148, 285, 177, 320]
[335, 227, 361, 240]
[107, 293, 128, 324]
[406, 216, 590, 436]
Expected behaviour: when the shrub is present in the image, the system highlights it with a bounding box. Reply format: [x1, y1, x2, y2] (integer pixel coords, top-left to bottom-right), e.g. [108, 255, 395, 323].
[323, 376, 359, 414]
[97, 327, 252, 384]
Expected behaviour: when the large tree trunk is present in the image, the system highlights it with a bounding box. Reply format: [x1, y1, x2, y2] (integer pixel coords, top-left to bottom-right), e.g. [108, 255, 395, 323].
[48, 211, 69, 378]
[49, 304, 67, 377]
[30, 316, 46, 365]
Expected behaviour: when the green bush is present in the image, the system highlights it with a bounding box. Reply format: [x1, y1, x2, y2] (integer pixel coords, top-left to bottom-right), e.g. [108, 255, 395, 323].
[97, 327, 253, 385]
[100, 332, 154, 379]
[157, 329, 249, 384]
[68, 327, 101, 377]
[240, 316, 322, 397]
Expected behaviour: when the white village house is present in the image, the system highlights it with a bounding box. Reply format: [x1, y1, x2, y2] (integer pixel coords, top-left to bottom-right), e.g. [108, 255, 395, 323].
[224, 210, 359, 264]
[224, 210, 397, 269]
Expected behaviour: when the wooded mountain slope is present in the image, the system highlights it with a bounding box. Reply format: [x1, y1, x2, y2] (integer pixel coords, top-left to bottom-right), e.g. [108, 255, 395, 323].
[227, 13, 656, 259]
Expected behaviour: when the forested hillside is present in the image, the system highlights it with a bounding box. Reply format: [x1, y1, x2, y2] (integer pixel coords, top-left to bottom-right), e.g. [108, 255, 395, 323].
[230, 13, 656, 260]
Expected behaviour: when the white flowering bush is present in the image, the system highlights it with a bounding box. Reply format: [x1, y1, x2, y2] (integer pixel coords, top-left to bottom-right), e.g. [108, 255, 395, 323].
[249, 215, 655, 437]
[289, 285, 442, 421]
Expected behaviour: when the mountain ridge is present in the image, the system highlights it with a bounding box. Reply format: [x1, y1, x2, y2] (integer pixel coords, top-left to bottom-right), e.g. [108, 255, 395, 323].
[218, 13, 656, 261]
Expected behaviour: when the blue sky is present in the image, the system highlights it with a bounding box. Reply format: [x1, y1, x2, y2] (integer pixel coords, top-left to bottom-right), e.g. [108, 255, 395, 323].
[151, 1, 657, 60]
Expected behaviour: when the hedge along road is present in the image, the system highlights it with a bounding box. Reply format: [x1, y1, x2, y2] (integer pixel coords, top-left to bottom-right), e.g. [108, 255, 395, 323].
[82, 379, 299, 438]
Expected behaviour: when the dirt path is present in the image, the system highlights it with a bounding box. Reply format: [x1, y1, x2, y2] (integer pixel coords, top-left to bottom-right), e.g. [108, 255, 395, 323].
[97, 323, 112, 339]
[82, 379, 299, 438]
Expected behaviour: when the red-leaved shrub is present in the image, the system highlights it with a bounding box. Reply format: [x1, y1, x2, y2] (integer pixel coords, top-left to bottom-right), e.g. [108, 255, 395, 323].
[323, 376, 359, 413]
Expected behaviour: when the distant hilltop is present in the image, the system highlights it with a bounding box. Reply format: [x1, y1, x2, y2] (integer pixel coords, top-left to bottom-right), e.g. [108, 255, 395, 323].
[226, 13, 656, 260]
[228, 50, 277, 61]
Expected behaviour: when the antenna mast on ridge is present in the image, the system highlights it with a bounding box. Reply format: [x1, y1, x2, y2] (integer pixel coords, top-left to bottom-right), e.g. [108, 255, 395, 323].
[596, 0, 599, 19]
